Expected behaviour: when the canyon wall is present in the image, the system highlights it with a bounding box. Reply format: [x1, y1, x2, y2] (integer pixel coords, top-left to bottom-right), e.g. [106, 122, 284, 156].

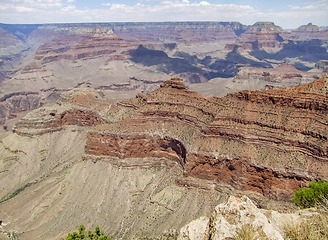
[1, 76, 328, 239]
[12, 76, 328, 201]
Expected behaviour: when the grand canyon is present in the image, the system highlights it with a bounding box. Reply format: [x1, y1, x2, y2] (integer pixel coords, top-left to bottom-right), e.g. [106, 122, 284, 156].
[0, 21, 328, 239]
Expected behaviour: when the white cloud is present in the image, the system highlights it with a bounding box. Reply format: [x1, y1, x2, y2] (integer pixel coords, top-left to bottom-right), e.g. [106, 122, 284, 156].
[199, 1, 210, 6]
[15, 5, 35, 12]
[61, 5, 75, 12]
[288, 0, 328, 10]
[102, 3, 111, 6]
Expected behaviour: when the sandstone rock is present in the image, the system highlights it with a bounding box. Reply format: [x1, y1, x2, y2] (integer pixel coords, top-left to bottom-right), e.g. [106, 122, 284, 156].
[160, 77, 187, 89]
[178, 217, 210, 240]
[179, 196, 303, 240]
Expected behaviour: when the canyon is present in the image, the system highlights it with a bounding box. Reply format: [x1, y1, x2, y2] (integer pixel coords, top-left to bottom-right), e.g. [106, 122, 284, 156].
[0, 75, 327, 239]
[0, 21, 328, 239]
[0, 21, 327, 124]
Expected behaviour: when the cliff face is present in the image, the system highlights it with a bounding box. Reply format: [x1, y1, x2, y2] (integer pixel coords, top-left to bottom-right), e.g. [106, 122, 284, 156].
[233, 63, 320, 90]
[291, 23, 328, 40]
[1, 22, 327, 127]
[225, 22, 285, 51]
[109, 22, 246, 43]
[226, 22, 328, 57]
[2, 76, 328, 239]
[13, 76, 328, 201]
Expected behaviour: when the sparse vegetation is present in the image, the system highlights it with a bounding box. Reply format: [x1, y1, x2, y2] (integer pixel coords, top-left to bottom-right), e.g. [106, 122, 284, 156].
[233, 224, 268, 240]
[0, 182, 36, 204]
[284, 213, 328, 240]
[138, 231, 178, 240]
[61, 225, 111, 240]
[293, 179, 328, 209]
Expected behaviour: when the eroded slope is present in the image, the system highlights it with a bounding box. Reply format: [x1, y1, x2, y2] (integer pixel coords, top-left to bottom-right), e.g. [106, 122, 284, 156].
[1, 76, 328, 239]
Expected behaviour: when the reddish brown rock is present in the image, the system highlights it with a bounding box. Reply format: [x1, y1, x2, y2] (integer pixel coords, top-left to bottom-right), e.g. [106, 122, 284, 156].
[85, 133, 186, 166]
[185, 154, 310, 200]
[60, 109, 101, 126]
[14, 76, 328, 200]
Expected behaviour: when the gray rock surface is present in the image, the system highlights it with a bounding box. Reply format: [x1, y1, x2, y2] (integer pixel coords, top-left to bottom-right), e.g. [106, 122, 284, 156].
[178, 196, 310, 240]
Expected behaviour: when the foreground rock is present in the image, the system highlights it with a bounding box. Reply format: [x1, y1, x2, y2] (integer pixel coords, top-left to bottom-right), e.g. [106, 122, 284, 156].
[178, 196, 309, 240]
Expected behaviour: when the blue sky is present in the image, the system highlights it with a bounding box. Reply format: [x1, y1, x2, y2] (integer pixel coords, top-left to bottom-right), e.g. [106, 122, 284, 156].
[0, 0, 327, 29]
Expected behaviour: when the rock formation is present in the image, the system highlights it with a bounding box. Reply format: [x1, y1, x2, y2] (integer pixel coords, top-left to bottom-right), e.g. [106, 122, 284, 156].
[233, 63, 320, 90]
[1, 76, 328, 239]
[312, 60, 328, 73]
[225, 22, 286, 52]
[291, 23, 328, 40]
[178, 195, 315, 240]
[108, 22, 246, 43]
[1, 21, 327, 128]
[13, 76, 328, 200]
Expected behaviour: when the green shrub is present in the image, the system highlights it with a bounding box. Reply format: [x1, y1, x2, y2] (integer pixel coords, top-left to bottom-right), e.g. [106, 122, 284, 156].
[61, 225, 111, 240]
[293, 179, 328, 209]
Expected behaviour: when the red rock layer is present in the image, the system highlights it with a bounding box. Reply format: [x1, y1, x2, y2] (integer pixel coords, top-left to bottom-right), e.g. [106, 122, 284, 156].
[34, 33, 132, 64]
[185, 154, 310, 200]
[60, 109, 101, 126]
[14, 76, 328, 200]
[85, 133, 186, 166]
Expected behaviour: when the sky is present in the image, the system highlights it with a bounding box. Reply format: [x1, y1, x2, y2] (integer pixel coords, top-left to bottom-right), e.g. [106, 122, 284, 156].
[0, 0, 327, 29]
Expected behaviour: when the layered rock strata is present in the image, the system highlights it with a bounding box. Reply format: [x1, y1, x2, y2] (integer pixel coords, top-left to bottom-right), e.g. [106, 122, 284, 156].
[233, 63, 320, 90]
[13, 76, 328, 200]
[109, 22, 246, 43]
[291, 23, 328, 40]
[225, 22, 286, 51]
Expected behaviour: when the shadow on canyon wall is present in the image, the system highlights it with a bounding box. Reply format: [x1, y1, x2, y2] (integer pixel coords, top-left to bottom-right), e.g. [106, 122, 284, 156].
[250, 40, 328, 71]
[130, 45, 273, 80]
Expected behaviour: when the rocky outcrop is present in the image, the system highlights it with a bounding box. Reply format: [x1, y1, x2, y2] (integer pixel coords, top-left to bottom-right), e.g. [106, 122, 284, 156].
[178, 196, 312, 240]
[33, 27, 134, 64]
[313, 60, 328, 73]
[0, 92, 43, 124]
[291, 23, 328, 40]
[85, 133, 186, 166]
[225, 22, 286, 51]
[234, 63, 320, 89]
[13, 88, 109, 135]
[13, 76, 328, 200]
